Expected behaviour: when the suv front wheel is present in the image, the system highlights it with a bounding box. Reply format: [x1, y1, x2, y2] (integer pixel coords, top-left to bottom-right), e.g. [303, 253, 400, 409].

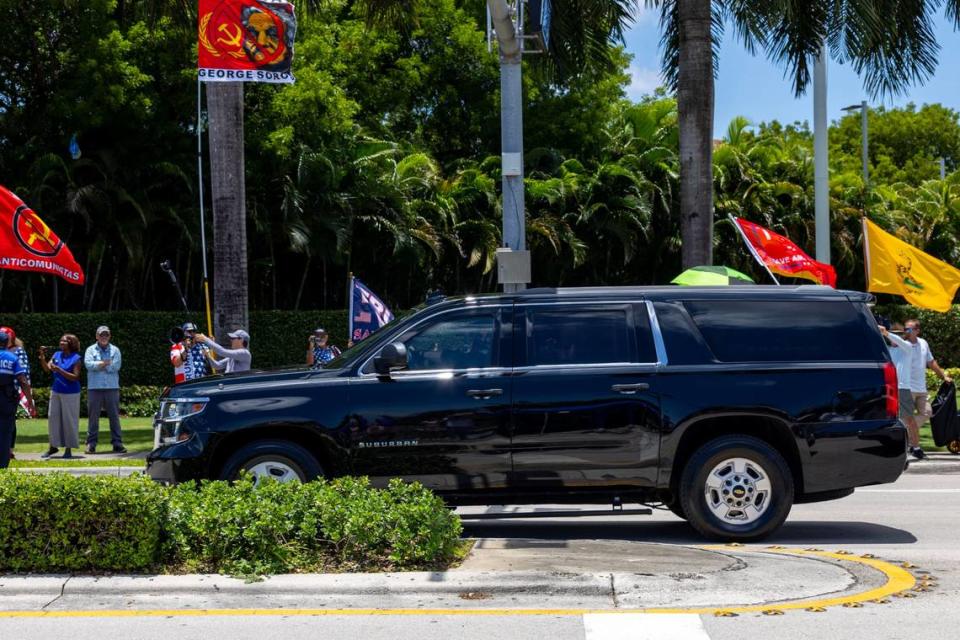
[220, 440, 323, 485]
[679, 435, 794, 541]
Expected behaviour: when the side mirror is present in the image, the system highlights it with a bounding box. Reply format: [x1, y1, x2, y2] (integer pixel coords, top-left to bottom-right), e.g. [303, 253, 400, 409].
[373, 342, 408, 377]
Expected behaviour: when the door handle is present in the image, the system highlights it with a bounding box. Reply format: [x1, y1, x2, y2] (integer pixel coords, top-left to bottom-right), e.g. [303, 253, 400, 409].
[611, 383, 650, 395]
[467, 388, 503, 399]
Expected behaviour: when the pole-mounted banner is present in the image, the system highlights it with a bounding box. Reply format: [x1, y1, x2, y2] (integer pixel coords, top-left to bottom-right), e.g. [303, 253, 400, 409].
[198, 0, 297, 84]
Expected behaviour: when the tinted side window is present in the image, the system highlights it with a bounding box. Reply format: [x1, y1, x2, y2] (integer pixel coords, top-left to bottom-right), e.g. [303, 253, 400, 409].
[652, 301, 713, 365]
[403, 313, 498, 370]
[525, 307, 633, 366]
[684, 300, 876, 362]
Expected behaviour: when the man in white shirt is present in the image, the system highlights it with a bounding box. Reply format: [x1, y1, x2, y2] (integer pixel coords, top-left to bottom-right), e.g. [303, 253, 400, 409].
[881, 324, 921, 458]
[904, 319, 952, 458]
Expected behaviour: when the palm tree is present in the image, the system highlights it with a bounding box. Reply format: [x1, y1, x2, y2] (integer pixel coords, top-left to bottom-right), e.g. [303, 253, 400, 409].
[647, 0, 960, 268]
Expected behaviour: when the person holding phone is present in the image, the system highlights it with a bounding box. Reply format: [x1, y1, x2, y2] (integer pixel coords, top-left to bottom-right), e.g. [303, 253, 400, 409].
[39, 334, 82, 459]
[306, 328, 341, 369]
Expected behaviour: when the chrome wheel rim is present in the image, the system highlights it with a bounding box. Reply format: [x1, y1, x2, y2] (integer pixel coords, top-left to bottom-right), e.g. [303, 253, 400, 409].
[246, 460, 302, 485]
[703, 457, 772, 524]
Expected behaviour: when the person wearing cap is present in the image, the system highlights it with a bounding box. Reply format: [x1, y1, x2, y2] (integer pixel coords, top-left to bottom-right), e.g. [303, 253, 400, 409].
[171, 322, 212, 382]
[83, 326, 125, 454]
[306, 328, 341, 369]
[0, 328, 36, 469]
[194, 330, 252, 374]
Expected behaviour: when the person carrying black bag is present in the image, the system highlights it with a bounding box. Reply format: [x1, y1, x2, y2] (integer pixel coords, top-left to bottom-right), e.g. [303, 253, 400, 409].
[0, 329, 36, 469]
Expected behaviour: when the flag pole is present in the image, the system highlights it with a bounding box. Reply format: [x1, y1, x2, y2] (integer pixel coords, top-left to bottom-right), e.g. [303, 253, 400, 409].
[197, 76, 213, 336]
[728, 214, 780, 284]
[347, 272, 354, 345]
[862, 217, 871, 291]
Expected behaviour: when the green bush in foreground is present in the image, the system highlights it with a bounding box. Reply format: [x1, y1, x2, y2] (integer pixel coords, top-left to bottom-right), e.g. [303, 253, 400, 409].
[0, 472, 463, 575]
[166, 476, 463, 575]
[0, 474, 167, 572]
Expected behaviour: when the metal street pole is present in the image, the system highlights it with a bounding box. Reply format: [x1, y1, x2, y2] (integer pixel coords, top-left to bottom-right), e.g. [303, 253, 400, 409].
[488, 0, 530, 292]
[860, 100, 869, 187]
[941, 157, 947, 180]
[813, 44, 829, 264]
[843, 101, 869, 186]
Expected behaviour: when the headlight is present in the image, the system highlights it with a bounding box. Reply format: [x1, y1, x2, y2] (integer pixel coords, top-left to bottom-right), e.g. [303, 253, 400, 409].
[160, 398, 208, 422]
[157, 398, 208, 445]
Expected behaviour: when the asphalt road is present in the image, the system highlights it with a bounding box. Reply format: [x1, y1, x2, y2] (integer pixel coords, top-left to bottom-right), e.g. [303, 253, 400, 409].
[1, 471, 958, 640]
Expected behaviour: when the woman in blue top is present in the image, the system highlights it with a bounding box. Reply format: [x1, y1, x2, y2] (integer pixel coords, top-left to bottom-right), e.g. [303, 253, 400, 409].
[39, 334, 82, 459]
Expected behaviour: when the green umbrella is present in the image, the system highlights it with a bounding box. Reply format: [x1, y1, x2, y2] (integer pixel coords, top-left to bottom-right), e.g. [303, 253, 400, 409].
[671, 265, 755, 286]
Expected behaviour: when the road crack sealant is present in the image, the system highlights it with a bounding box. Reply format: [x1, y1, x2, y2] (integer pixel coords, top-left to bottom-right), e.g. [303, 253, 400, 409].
[41, 576, 71, 610]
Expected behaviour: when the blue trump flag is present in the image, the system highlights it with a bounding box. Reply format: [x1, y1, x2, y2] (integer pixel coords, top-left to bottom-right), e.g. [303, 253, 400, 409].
[349, 277, 394, 343]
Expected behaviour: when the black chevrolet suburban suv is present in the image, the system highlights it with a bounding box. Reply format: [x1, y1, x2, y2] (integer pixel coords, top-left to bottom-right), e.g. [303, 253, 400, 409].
[148, 286, 907, 540]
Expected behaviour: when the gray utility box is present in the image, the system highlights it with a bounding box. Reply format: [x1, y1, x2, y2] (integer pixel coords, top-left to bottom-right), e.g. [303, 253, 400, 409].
[496, 248, 531, 285]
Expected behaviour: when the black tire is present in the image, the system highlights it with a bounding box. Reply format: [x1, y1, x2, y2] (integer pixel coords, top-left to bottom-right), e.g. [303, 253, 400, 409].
[219, 440, 322, 484]
[680, 435, 794, 541]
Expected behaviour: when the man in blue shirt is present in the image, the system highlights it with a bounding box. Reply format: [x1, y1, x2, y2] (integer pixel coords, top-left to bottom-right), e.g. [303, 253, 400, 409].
[83, 326, 125, 454]
[0, 329, 36, 468]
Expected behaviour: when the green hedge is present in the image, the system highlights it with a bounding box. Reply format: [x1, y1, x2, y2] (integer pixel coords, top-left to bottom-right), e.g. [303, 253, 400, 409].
[28, 385, 164, 418]
[0, 474, 462, 574]
[0, 474, 166, 571]
[877, 305, 960, 367]
[0, 310, 349, 387]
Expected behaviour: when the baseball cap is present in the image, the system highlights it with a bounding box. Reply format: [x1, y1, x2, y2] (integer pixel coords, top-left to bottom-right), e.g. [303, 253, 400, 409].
[181, 322, 199, 333]
[228, 329, 250, 341]
[314, 327, 327, 335]
[96, 325, 111, 335]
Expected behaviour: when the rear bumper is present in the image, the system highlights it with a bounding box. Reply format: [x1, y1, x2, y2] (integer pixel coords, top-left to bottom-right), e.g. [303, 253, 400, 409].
[800, 421, 908, 495]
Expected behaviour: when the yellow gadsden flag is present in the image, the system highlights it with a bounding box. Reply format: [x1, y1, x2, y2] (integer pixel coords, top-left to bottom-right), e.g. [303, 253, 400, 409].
[863, 218, 960, 312]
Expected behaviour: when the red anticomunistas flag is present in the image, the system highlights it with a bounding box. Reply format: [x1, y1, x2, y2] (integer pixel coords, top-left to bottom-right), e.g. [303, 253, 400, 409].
[198, 0, 296, 83]
[0, 186, 85, 285]
[734, 217, 836, 287]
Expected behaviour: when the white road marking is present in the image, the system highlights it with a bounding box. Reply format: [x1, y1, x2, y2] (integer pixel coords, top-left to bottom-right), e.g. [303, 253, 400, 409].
[858, 489, 960, 493]
[583, 613, 710, 640]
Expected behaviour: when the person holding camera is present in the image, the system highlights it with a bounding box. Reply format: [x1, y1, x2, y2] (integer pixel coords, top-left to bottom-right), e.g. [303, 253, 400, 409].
[39, 334, 82, 459]
[195, 330, 251, 374]
[0, 328, 36, 469]
[84, 326, 125, 454]
[306, 328, 341, 370]
[170, 322, 212, 383]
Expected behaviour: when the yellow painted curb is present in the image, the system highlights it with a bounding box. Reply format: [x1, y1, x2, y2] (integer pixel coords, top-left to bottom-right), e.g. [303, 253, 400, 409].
[0, 547, 917, 619]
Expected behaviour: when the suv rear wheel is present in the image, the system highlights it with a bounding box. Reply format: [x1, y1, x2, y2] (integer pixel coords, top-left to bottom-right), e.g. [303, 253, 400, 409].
[679, 435, 793, 541]
[220, 440, 323, 485]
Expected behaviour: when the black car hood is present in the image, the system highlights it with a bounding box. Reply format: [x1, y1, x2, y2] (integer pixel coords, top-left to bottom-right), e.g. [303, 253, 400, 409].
[167, 366, 343, 398]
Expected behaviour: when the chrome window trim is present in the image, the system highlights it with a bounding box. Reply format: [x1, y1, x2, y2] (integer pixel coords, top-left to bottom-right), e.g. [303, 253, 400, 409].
[646, 300, 669, 368]
[356, 366, 511, 381]
[513, 363, 659, 374]
[355, 297, 672, 376]
[356, 304, 506, 377]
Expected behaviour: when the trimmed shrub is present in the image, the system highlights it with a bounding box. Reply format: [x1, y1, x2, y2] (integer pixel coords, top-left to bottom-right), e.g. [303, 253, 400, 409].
[165, 476, 463, 574]
[0, 474, 167, 572]
[0, 310, 350, 387]
[29, 385, 164, 418]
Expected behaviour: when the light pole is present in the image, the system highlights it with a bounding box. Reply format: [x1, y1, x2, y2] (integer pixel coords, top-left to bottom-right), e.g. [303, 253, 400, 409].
[813, 45, 829, 264]
[841, 101, 869, 187]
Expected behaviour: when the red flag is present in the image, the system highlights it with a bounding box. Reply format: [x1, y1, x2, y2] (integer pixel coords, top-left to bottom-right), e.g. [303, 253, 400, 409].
[198, 0, 296, 84]
[0, 186, 85, 285]
[733, 217, 836, 287]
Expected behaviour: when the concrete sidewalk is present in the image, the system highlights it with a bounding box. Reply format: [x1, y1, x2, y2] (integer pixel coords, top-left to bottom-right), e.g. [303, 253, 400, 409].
[0, 543, 881, 613]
